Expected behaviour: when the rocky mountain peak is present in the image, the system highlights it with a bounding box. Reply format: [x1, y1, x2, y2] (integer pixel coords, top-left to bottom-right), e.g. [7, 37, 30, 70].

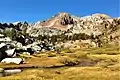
[57, 12, 69, 18]
[56, 12, 74, 25]
[32, 12, 75, 30]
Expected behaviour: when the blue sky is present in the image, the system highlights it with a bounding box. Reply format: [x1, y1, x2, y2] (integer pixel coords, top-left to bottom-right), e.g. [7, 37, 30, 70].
[0, 0, 119, 23]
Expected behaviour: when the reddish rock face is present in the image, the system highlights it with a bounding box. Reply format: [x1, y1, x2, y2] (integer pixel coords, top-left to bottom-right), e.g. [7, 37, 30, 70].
[32, 12, 116, 32]
[34, 12, 77, 31]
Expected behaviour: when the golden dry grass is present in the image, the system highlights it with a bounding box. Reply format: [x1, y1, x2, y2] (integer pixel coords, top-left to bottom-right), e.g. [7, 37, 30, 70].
[0, 66, 120, 80]
[0, 48, 120, 80]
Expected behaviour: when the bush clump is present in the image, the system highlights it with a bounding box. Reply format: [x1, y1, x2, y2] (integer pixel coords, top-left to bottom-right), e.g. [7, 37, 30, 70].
[60, 57, 79, 66]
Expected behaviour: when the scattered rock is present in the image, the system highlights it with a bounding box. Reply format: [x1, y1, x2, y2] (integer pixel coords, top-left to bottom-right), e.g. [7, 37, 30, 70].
[0, 68, 4, 73]
[0, 69, 4, 77]
[0, 43, 6, 48]
[0, 45, 7, 61]
[5, 48, 16, 57]
[1, 58, 24, 64]
[22, 52, 31, 55]
[4, 69, 22, 74]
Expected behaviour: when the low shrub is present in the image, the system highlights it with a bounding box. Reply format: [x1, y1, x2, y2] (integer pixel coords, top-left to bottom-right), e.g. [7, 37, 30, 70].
[59, 57, 79, 66]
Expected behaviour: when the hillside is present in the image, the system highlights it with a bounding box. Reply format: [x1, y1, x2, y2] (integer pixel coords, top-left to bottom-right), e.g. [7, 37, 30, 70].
[0, 12, 120, 47]
[0, 12, 120, 80]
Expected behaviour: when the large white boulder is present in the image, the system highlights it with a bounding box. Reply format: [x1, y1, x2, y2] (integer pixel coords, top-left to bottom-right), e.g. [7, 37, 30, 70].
[0, 43, 6, 48]
[31, 45, 41, 52]
[0, 34, 4, 37]
[1, 58, 24, 64]
[5, 48, 15, 57]
[0, 37, 11, 42]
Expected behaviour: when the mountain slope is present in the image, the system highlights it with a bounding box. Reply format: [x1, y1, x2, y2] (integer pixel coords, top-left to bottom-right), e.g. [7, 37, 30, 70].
[0, 12, 120, 47]
[29, 12, 119, 36]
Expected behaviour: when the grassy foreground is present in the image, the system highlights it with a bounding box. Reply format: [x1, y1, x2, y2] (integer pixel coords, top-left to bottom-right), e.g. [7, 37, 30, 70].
[0, 47, 120, 80]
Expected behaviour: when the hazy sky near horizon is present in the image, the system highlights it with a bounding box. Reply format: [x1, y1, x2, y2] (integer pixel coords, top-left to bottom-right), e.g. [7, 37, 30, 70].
[0, 0, 119, 23]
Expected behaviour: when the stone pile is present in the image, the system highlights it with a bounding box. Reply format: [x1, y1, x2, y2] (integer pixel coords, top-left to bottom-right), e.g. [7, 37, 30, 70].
[0, 32, 55, 64]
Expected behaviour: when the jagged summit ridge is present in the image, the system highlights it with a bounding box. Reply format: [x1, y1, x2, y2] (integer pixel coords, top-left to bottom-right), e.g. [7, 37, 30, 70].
[32, 12, 113, 30]
[32, 12, 76, 30]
